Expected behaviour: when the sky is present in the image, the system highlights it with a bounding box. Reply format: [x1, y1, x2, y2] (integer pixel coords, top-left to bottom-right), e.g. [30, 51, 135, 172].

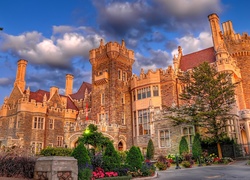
[0, 0, 250, 105]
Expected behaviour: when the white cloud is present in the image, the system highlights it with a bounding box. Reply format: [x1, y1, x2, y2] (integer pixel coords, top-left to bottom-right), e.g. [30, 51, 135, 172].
[172, 31, 213, 56]
[0, 29, 103, 68]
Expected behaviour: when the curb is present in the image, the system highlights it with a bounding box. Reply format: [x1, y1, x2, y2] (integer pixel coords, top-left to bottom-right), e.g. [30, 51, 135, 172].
[132, 172, 158, 179]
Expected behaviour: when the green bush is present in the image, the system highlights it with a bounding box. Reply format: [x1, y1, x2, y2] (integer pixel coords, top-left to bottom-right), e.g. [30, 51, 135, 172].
[126, 146, 143, 171]
[71, 142, 90, 168]
[40, 147, 73, 156]
[78, 168, 92, 180]
[179, 136, 189, 155]
[102, 141, 120, 171]
[146, 139, 154, 160]
[192, 134, 202, 160]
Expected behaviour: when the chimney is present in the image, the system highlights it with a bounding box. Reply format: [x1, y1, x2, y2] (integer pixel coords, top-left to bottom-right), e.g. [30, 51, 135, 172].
[14, 59, 28, 92]
[65, 74, 74, 96]
[50, 86, 59, 97]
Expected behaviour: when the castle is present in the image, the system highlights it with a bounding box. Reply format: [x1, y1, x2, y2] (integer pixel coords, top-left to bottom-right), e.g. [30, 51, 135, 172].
[0, 13, 250, 156]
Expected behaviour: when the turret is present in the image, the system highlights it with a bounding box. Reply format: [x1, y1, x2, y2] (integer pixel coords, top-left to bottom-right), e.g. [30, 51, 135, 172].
[14, 59, 28, 92]
[65, 74, 74, 96]
[208, 13, 223, 51]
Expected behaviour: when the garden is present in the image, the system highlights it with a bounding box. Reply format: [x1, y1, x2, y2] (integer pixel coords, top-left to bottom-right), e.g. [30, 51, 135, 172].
[0, 124, 242, 180]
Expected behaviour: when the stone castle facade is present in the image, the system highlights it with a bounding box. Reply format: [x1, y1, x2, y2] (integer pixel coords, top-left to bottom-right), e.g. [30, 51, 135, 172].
[1, 13, 250, 156]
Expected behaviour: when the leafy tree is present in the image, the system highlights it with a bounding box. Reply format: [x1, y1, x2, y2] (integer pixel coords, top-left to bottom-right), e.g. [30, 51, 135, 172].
[102, 141, 120, 171]
[71, 142, 90, 168]
[126, 146, 143, 171]
[146, 139, 155, 160]
[79, 124, 111, 152]
[179, 136, 189, 155]
[168, 62, 236, 158]
[192, 133, 202, 160]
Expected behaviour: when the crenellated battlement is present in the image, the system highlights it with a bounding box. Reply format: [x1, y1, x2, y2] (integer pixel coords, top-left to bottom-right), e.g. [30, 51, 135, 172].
[215, 55, 241, 78]
[131, 66, 175, 89]
[89, 39, 134, 65]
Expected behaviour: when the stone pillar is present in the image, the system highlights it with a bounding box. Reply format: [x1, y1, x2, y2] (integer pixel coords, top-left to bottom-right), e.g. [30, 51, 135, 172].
[34, 156, 78, 180]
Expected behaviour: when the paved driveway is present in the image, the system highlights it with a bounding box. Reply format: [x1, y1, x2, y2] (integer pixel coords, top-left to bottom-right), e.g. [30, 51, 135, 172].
[157, 160, 249, 180]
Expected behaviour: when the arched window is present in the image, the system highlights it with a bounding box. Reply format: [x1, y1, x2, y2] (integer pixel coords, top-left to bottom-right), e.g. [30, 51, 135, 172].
[118, 141, 123, 151]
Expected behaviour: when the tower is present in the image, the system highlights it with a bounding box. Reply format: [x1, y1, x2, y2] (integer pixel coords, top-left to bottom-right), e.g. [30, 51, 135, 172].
[65, 74, 74, 96]
[89, 39, 134, 148]
[14, 59, 28, 92]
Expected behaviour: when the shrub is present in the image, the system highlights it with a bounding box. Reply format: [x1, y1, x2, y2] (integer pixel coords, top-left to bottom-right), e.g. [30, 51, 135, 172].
[71, 142, 90, 167]
[141, 161, 155, 176]
[126, 146, 143, 171]
[146, 139, 154, 160]
[179, 136, 189, 155]
[78, 168, 92, 180]
[155, 161, 167, 170]
[181, 160, 192, 168]
[117, 151, 127, 164]
[0, 155, 36, 178]
[102, 141, 120, 172]
[0, 146, 36, 179]
[40, 146, 72, 156]
[192, 134, 202, 160]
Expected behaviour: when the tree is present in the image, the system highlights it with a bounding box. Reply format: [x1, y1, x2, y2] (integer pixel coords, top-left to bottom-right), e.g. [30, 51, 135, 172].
[126, 146, 143, 171]
[179, 136, 189, 155]
[71, 142, 90, 168]
[102, 141, 120, 171]
[192, 134, 202, 160]
[168, 62, 236, 158]
[146, 139, 155, 160]
[79, 124, 111, 152]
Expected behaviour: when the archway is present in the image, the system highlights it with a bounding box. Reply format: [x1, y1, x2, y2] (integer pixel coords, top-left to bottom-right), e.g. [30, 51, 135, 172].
[118, 141, 123, 151]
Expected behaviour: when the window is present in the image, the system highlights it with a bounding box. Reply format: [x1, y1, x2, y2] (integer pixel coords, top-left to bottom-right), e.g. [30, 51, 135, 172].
[137, 87, 151, 100]
[9, 118, 15, 128]
[49, 119, 54, 129]
[16, 118, 21, 129]
[121, 113, 125, 125]
[182, 126, 194, 148]
[133, 111, 137, 136]
[153, 85, 159, 96]
[138, 109, 150, 135]
[159, 129, 170, 147]
[118, 70, 121, 80]
[48, 143, 53, 147]
[31, 142, 43, 154]
[101, 93, 105, 105]
[99, 113, 109, 123]
[122, 93, 125, 104]
[57, 136, 63, 147]
[33, 117, 44, 129]
[122, 72, 127, 81]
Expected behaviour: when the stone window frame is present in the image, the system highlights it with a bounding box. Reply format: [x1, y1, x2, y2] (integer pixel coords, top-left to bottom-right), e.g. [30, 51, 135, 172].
[138, 109, 150, 135]
[33, 116, 45, 130]
[9, 117, 15, 129]
[153, 85, 159, 96]
[158, 128, 171, 148]
[137, 86, 151, 100]
[49, 119, 54, 129]
[31, 141, 43, 154]
[16, 117, 21, 129]
[101, 93, 105, 105]
[121, 112, 125, 125]
[181, 125, 194, 149]
[118, 69, 122, 80]
[57, 136, 63, 147]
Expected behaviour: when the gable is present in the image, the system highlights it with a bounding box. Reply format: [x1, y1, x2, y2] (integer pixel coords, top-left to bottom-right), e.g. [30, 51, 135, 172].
[7, 86, 24, 105]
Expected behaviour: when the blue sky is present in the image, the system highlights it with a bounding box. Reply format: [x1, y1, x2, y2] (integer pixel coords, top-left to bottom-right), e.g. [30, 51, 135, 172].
[0, 0, 250, 104]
